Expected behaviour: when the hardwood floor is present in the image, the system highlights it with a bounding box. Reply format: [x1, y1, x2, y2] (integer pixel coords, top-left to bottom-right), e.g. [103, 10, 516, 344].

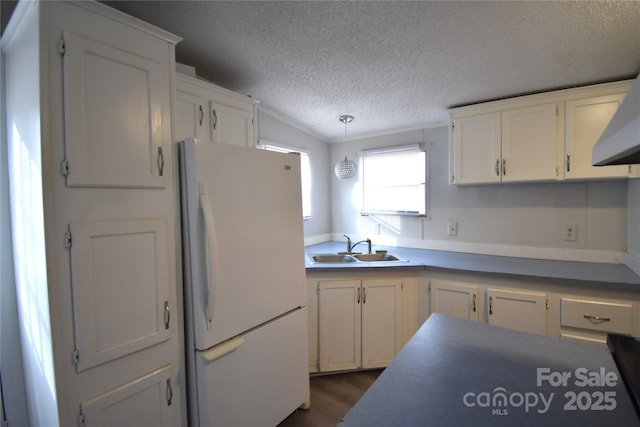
[278, 369, 383, 427]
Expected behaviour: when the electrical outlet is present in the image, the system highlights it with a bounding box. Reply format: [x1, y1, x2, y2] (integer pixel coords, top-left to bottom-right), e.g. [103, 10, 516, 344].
[373, 222, 381, 235]
[447, 221, 458, 236]
[563, 225, 577, 241]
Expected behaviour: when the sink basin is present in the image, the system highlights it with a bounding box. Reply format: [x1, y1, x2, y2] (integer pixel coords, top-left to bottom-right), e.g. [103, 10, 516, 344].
[354, 253, 403, 262]
[311, 254, 357, 263]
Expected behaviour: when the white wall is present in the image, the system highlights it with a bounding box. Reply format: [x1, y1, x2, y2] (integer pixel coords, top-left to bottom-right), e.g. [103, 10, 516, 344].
[330, 126, 628, 262]
[1, 40, 30, 427]
[258, 108, 332, 244]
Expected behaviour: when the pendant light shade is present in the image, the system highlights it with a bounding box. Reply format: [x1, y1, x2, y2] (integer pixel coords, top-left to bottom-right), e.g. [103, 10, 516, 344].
[335, 115, 357, 179]
[335, 156, 357, 179]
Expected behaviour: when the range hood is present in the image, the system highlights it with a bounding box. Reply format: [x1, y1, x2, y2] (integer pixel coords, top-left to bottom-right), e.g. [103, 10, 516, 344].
[593, 74, 640, 166]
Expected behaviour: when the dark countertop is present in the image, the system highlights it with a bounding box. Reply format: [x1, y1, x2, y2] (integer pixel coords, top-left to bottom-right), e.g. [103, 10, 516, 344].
[305, 241, 640, 291]
[340, 314, 640, 427]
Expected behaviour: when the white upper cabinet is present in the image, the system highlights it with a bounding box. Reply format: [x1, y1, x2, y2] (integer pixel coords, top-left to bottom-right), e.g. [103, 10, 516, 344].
[62, 31, 167, 188]
[452, 112, 501, 184]
[452, 104, 560, 184]
[564, 91, 633, 179]
[450, 80, 634, 185]
[501, 103, 559, 182]
[175, 73, 257, 147]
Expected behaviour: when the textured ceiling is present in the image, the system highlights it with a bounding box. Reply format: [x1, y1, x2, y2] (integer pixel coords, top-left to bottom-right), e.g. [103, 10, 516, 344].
[97, 2, 638, 141]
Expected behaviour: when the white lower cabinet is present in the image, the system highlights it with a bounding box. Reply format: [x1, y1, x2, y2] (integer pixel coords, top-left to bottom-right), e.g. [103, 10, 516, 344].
[487, 288, 547, 335]
[308, 273, 417, 374]
[559, 297, 636, 345]
[318, 279, 402, 372]
[430, 280, 479, 322]
[422, 271, 639, 345]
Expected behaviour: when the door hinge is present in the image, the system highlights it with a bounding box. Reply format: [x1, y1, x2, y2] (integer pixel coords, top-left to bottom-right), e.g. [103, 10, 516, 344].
[546, 299, 549, 310]
[72, 348, 79, 365]
[58, 39, 66, 56]
[401, 283, 404, 291]
[61, 160, 69, 177]
[64, 231, 72, 249]
[427, 281, 431, 293]
[556, 106, 559, 116]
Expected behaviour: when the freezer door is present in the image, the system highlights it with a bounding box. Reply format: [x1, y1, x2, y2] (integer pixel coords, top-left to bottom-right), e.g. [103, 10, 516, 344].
[194, 307, 310, 427]
[180, 139, 307, 350]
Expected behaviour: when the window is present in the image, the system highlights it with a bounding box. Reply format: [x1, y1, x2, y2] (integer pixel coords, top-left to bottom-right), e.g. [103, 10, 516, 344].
[257, 141, 312, 219]
[361, 144, 427, 216]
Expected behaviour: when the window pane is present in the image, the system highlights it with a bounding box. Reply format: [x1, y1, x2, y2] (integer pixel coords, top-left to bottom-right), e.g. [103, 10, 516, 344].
[362, 147, 426, 215]
[258, 142, 311, 218]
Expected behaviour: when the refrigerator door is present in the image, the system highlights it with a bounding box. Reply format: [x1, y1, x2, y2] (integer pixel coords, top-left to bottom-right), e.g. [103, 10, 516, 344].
[180, 139, 307, 350]
[194, 307, 310, 427]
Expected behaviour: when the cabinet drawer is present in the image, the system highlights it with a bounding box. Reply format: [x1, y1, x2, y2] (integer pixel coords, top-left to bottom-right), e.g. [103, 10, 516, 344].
[560, 298, 633, 334]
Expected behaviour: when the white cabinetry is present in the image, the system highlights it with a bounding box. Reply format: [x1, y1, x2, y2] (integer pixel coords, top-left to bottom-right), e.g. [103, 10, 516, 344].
[452, 112, 501, 184]
[307, 272, 417, 374]
[430, 280, 479, 322]
[175, 73, 257, 147]
[564, 90, 634, 179]
[422, 270, 639, 345]
[559, 297, 636, 345]
[318, 279, 402, 372]
[501, 103, 559, 182]
[3, 2, 183, 425]
[451, 103, 559, 184]
[450, 80, 634, 185]
[487, 288, 547, 335]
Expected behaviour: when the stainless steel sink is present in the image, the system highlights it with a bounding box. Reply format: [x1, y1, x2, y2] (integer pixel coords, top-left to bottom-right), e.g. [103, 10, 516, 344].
[310, 253, 405, 263]
[311, 254, 358, 263]
[354, 253, 403, 262]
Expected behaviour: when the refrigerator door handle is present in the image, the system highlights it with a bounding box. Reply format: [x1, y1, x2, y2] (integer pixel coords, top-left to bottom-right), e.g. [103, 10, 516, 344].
[199, 182, 218, 329]
[198, 336, 245, 363]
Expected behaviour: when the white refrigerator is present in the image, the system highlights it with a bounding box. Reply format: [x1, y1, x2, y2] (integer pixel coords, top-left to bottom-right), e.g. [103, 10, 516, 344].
[178, 138, 310, 427]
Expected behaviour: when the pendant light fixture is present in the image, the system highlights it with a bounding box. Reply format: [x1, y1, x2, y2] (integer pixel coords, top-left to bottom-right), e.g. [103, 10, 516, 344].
[335, 115, 357, 179]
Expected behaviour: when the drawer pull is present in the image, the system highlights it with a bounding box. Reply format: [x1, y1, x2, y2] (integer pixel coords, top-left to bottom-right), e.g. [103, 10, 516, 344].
[583, 314, 611, 322]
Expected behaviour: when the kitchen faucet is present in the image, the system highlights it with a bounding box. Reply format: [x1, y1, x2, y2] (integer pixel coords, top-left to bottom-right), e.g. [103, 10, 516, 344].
[343, 234, 372, 254]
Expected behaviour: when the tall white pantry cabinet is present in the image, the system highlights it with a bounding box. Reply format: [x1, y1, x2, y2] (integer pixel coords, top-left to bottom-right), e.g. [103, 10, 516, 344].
[3, 2, 185, 426]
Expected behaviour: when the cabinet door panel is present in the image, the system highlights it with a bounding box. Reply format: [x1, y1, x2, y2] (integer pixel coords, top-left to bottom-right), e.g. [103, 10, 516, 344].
[502, 103, 558, 182]
[487, 288, 547, 335]
[361, 280, 401, 369]
[69, 219, 170, 371]
[210, 102, 254, 147]
[63, 31, 165, 188]
[81, 365, 174, 426]
[175, 91, 207, 141]
[431, 280, 479, 321]
[453, 112, 501, 184]
[565, 94, 629, 179]
[318, 281, 361, 372]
